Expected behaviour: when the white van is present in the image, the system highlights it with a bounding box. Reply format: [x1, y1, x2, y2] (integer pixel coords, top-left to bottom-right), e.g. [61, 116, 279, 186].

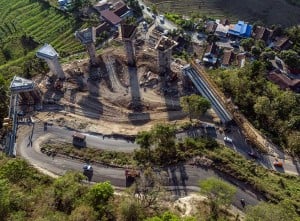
[224, 136, 233, 143]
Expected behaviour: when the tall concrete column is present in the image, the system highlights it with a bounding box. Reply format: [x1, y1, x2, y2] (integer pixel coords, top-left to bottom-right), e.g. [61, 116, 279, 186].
[75, 27, 97, 65]
[155, 36, 178, 75]
[36, 44, 65, 79]
[119, 23, 137, 66]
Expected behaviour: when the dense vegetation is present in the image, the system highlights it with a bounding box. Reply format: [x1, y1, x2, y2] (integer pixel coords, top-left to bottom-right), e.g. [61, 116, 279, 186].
[0, 153, 240, 220]
[209, 61, 300, 155]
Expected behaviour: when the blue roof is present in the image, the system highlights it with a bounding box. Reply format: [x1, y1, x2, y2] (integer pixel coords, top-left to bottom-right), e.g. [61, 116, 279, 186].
[228, 21, 252, 38]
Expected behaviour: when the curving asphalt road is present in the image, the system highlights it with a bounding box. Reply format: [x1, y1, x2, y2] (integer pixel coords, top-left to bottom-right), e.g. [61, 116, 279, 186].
[17, 122, 264, 210]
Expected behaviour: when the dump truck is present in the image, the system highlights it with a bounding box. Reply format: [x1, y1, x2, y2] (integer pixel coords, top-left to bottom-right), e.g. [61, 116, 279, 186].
[125, 169, 140, 178]
[72, 132, 86, 148]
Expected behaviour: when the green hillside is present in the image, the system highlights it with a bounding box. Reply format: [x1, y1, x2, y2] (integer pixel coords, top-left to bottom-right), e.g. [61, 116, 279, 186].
[0, 0, 85, 79]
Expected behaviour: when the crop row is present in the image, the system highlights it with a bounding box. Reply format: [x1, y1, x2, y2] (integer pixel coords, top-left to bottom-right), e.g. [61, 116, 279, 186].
[0, 0, 84, 73]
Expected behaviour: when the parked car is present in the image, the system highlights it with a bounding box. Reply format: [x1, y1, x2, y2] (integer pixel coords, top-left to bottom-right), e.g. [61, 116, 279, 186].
[248, 151, 259, 159]
[159, 15, 165, 23]
[224, 136, 233, 143]
[273, 160, 283, 167]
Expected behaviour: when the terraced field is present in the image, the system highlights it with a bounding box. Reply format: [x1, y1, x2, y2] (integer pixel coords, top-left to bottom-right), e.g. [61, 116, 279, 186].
[148, 0, 300, 26]
[0, 0, 85, 79]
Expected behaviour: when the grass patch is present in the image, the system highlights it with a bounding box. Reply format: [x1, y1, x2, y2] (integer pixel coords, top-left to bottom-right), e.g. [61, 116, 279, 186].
[41, 140, 135, 167]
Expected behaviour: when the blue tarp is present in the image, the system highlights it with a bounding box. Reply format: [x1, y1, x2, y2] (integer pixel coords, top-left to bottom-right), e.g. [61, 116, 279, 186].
[228, 21, 252, 38]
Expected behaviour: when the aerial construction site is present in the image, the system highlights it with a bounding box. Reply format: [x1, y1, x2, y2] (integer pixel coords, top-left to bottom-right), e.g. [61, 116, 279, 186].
[3, 21, 221, 155]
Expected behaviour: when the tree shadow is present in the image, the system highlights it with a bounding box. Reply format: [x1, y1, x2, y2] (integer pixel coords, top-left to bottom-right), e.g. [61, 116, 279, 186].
[164, 164, 189, 196]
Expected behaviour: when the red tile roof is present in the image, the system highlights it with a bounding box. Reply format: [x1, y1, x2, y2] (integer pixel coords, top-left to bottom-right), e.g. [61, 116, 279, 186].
[222, 50, 234, 66]
[267, 71, 300, 90]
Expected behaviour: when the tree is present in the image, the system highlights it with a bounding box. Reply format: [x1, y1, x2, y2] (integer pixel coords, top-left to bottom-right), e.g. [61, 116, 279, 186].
[127, 0, 143, 17]
[69, 205, 98, 221]
[280, 50, 300, 69]
[180, 94, 211, 122]
[136, 131, 152, 150]
[130, 167, 167, 211]
[150, 4, 158, 15]
[73, 0, 91, 10]
[245, 201, 299, 221]
[253, 96, 272, 123]
[52, 172, 86, 214]
[119, 199, 145, 221]
[199, 177, 237, 219]
[240, 38, 255, 51]
[145, 211, 196, 221]
[251, 46, 262, 58]
[86, 181, 114, 219]
[260, 48, 275, 61]
[0, 179, 10, 219]
[0, 76, 8, 127]
[286, 131, 300, 155]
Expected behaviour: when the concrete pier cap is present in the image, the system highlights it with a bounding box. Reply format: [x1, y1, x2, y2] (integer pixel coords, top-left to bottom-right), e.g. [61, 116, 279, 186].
[36, 44, 65, 79]
[119, 23, 138, 66]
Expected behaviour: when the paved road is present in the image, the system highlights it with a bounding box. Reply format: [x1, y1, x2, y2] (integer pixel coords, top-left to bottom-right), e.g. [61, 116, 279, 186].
[17, 122, 262, 210]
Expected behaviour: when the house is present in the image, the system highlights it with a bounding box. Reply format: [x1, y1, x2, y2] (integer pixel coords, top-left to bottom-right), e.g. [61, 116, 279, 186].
[228, 21, 252, 38]
[203, 43, 218, 64]
[220, 18, 230, 26]
[205, 21, 217, 33]
[205, 43, 218, 57]
[221, 50, 234, 68]
[94, 0, 110, 13]
[100, 9, 122, 26]
[273, 36, 293, 51]
[252, 26, 273, 43]
[215, 23, 229, 37]
[95, 22, 112, 36]
[112, 1, 132, 18]
[267, 71, 300, 92]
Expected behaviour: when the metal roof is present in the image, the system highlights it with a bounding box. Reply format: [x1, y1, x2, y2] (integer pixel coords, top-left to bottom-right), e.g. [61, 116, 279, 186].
[100, 9, 122, 25]
[228, 21, 252, 38]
